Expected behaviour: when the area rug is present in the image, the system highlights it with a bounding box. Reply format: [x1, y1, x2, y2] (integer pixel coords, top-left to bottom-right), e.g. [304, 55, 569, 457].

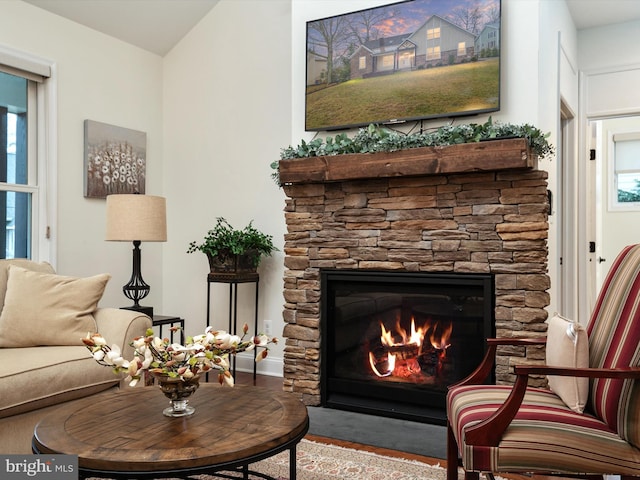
[88, 436, 452, 480]
[222, 437, 448, 480]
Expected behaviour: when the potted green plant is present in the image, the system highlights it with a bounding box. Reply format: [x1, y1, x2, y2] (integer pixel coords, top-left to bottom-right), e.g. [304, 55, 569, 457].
[187, 217, 277, 275]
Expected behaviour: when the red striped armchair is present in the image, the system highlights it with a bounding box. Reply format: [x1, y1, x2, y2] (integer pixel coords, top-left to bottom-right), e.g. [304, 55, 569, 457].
[447, 244, 640, 480]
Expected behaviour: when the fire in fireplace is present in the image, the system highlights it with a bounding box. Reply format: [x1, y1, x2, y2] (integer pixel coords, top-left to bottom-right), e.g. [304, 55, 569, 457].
[321, 270, 494, 424]
[368, 315, 453, 380]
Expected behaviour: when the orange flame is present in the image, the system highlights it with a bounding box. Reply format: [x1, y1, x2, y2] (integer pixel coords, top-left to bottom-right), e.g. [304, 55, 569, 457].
[379, 317, 425, 348]
[370, 317, 453, 379]
[430, 322, 452, 350]
[369, 351, 395, 377]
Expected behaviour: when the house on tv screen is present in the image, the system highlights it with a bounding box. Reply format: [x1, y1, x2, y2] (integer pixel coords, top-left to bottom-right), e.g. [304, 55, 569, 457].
[349, 15, 500, 80]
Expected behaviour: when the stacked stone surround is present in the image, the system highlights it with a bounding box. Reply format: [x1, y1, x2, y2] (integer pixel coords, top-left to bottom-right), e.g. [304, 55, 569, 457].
[281, 168, 550, 406]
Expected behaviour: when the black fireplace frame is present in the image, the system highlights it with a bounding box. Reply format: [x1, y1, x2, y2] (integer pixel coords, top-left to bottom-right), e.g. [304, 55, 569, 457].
[320, 269, 495, 424]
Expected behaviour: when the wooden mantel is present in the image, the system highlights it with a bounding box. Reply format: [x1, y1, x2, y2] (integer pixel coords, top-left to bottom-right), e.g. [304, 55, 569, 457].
[278, 137, 535, 185]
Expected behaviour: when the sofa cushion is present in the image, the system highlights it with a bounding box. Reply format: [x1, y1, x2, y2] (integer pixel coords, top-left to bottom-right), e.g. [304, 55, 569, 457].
[0, 346, 119, 418]
[546, 313, 589, 413]
[0, 266, 110, 347]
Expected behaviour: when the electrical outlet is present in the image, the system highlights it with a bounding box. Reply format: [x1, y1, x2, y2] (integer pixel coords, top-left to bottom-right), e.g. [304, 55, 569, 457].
[263, 319, 272, 336]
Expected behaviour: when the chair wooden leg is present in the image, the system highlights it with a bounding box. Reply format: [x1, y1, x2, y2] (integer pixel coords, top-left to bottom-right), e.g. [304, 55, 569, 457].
[447, 423, 461, 480]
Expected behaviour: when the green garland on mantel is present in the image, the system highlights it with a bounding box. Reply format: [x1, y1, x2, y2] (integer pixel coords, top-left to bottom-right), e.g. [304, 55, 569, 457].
[272, 119, 554, 185]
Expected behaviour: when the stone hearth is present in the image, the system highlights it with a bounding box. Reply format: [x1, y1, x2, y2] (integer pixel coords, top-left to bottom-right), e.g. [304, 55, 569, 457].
[279, 141, 550, 405]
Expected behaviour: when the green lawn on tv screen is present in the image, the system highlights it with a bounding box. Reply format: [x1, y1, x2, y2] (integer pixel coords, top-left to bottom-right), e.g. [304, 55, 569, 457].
[306, 58, 499, 130]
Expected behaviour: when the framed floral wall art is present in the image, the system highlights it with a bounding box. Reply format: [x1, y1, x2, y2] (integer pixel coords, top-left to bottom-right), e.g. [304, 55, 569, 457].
[83, 120, 147, 198]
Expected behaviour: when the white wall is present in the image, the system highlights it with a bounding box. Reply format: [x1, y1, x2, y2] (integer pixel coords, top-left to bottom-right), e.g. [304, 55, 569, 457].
[0, 1, 164, 309]
[578, 19, 640, 71]
[537, 0, 579, 317]
[162, 0, 292, 375]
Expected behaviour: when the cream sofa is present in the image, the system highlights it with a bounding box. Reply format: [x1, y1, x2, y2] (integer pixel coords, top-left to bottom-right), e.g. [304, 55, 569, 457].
[0, 259, 151, 454]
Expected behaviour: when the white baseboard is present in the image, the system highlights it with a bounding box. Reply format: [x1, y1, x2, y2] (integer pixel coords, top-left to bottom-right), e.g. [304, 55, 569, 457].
[233, 351, 283, 377]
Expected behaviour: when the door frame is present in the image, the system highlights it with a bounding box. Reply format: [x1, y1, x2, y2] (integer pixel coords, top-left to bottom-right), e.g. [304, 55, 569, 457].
[559, 101, 577, 319]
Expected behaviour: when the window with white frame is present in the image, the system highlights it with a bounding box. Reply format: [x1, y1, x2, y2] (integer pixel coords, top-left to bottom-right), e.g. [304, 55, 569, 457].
[0, 71, 36, 258]
[427, 46, 441, 61]
[359, 56, 366, 70]
[0, 47, 54, 261]
[609, 132, 640, 210]
[427, 27, 440, 40]
[457, 42, 466, 56]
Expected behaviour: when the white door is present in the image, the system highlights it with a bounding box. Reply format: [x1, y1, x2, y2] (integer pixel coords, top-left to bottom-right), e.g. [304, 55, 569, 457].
[398, 52, 413, 69]
[592, 116, 640, 294]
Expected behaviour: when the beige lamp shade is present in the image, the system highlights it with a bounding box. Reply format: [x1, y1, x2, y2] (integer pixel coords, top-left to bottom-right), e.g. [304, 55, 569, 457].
[106, 194, 167, 242]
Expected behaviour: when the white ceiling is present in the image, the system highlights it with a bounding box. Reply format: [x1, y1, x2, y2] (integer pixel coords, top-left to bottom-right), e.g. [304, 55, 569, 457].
[22, 0, 220, 56]
[20, 0, 640, 57]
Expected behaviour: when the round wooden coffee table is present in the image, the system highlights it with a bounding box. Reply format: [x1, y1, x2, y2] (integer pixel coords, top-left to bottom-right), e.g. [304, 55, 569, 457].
[33, 384, 309, 479]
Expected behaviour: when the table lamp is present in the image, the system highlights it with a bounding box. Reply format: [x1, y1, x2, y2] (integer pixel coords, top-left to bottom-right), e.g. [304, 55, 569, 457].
[105, 194, 167, 317]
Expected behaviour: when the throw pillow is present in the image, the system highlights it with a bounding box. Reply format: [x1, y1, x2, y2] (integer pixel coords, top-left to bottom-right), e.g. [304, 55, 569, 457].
[0, 266, 110, 347]
[546, 313, 589, 413]
[0, 259, 55, 308]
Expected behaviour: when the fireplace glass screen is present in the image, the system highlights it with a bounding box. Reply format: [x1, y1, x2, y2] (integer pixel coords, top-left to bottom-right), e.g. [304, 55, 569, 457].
[321, 270, 494, 423]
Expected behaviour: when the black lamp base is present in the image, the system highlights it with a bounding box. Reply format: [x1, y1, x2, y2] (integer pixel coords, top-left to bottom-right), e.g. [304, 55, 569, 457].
[121, 305, 154, 318]
[120, 240, 153, 319]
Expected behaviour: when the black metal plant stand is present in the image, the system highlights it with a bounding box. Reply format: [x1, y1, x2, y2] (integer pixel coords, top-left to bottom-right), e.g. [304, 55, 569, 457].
[206, 272, 260, 379]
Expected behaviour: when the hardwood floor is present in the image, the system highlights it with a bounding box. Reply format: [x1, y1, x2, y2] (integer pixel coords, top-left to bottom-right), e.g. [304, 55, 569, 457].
[233, 371, 284, 389]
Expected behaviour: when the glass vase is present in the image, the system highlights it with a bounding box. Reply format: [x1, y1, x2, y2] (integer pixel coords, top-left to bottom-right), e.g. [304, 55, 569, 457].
[153, 373, 201, 417]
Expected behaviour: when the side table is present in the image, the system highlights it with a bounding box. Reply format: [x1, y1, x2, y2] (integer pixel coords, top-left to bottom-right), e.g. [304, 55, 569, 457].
[206, 272, 259, 379]
[152, 315, 185, 344]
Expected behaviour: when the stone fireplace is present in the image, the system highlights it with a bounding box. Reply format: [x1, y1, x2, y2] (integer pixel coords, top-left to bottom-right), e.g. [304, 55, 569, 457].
[279, 139, 550, 412]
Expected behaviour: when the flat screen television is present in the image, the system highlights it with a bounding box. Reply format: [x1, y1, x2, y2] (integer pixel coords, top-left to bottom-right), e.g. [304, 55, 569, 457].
[305, 0, 501, 131]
